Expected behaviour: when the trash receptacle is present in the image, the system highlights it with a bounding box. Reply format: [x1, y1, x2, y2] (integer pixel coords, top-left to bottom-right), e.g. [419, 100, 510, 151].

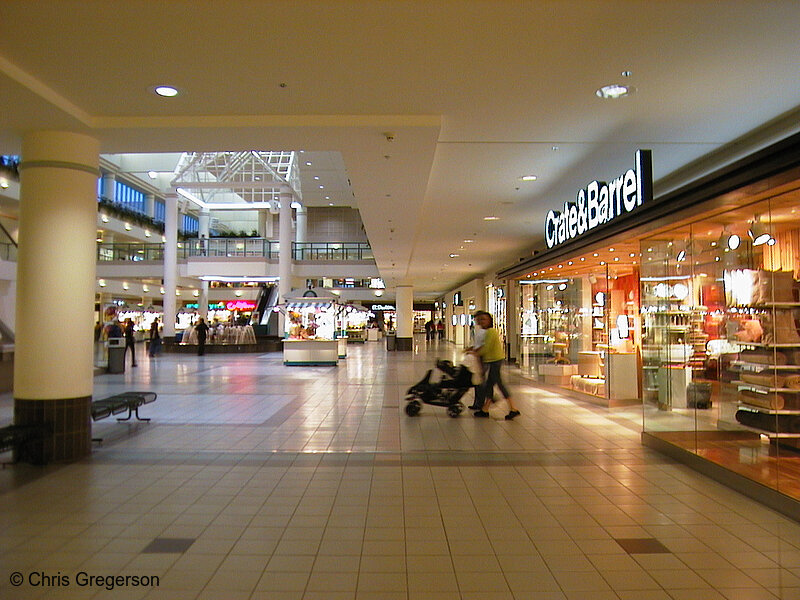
[107, 337, 126, 373]
[386, 332, 396, 351]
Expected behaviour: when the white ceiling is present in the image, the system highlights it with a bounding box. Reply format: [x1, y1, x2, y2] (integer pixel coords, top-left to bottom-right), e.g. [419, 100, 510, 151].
[2, 1, 800, 298]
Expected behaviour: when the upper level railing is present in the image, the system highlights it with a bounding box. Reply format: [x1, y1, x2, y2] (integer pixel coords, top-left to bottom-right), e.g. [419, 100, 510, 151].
[96, 239, 373, 262]
[293, 242, 373, 261]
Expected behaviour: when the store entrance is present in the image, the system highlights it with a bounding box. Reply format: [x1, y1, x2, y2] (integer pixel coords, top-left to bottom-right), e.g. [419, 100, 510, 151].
[517, 239, 642, 407]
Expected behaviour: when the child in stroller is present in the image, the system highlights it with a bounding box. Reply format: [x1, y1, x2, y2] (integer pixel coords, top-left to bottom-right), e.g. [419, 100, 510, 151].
[405, 359, 479, 417]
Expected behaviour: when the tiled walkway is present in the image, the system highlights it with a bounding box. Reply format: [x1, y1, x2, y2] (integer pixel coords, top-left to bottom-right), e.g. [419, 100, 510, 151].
[1, 338, 799, 599]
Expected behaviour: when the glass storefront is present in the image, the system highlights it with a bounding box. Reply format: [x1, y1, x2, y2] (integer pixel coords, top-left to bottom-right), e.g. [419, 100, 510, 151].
[516, 247, 643, 406]
[509, 172, 800, 508]
[641, 188, 800, 502]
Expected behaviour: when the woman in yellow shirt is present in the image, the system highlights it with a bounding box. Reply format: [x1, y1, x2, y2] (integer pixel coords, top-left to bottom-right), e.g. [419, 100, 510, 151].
[473, 312, 520, 420]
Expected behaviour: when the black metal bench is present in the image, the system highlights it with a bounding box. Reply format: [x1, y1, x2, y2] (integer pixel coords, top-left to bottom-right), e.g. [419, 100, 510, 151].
[0, 424, 50, 467]
[91, 391, 157, 443]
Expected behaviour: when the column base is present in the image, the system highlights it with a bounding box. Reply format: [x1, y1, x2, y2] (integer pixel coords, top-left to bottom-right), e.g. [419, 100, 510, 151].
[13, 396, 92, 463]
[396, 337, 413, 351]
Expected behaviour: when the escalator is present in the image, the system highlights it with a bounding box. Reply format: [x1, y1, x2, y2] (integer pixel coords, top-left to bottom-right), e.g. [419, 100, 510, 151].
[254, 284, 280, 336]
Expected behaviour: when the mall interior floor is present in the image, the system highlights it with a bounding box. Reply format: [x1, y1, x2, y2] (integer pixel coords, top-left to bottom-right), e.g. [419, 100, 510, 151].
[1, 337, 799, 599]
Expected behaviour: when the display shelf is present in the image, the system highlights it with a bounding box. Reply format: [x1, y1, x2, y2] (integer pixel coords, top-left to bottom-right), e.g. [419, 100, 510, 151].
[733, 302, 800, 308]
[734, 342, 800, 348]
[732, 361, 800, 371]
[733, 380, 800, 393]
[735, 424, 800, 439]
[737, 402, 800, 415]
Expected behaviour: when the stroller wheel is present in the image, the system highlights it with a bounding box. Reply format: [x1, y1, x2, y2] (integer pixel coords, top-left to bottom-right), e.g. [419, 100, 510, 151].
[447, 402, 464, 418]
[405, 400, 422, 416]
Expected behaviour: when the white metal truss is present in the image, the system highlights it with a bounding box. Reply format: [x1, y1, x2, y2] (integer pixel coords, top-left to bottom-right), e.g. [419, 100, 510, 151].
[171, 151, 302, 208]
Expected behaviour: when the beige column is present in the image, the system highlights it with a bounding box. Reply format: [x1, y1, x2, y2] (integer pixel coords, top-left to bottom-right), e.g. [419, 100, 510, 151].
[162, 190, 178, 339]
[395, 285, 414, 351]
[15, 131, 99, 463]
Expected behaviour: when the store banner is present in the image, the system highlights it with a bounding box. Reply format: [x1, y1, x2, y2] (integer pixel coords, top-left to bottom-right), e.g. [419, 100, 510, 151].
[544, 149, 652, 249]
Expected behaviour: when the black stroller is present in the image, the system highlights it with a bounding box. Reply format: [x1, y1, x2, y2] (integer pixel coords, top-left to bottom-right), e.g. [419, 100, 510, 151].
[405, 359, 475, 418]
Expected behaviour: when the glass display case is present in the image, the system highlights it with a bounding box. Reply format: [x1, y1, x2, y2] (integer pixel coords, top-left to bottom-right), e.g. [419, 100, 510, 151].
[282, 298, 340, 365]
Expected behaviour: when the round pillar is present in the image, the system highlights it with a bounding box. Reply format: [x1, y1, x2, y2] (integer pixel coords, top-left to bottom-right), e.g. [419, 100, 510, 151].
[101, 172, 115, 202]
[145, 194, 156, 219]
[15, 131, 99, 463]
[395, 285, 414, 351]
[199, 280, 209, 319]
[278, 190, 294, 335]
[295, 204, 307, 244]
[162, 190, 178, 339]
[258, 210, 269, 238]
[198, 210, 210, 238]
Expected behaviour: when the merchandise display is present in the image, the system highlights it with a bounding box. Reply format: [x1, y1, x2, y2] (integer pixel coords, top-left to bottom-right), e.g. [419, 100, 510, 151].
[518, 267, 641, 406]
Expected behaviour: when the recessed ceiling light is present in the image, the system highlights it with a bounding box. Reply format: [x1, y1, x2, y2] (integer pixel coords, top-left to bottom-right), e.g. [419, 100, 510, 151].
[552, 146, 559, 151]
[593, 253, 599, 257]
[483, 216, 500, 221]
[463, 239, 474, 243]
[449, 254, 459, 258]
[324, 196, 330, 200]
[313, 176, 320, 180]
[318, 185, 324, 189]
[147, 170, 158, 179]
[154, 85, 179, 97]
[305, 161, 312, 166]
[596, 84, 633, 99]
[621, 70, 633, 77]
[519, 175, 537, 181]
[328, 202, 334, 206]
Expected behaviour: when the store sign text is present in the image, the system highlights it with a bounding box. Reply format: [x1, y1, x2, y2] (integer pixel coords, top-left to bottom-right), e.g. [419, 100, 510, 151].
[225, 300, 257, 311]
[544, 150, 652, 249]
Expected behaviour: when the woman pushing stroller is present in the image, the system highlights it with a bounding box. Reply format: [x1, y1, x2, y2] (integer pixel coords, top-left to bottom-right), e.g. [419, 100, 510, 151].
[468, 311, 521, 420]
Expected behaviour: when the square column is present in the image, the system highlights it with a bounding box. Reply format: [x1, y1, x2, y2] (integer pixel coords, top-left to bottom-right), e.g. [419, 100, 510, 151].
[395, 285, 414, 351]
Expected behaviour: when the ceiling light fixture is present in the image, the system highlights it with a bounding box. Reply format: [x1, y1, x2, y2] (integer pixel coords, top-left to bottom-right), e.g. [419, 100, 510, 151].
[449, 254, 459, 258]
[153, 85, 179, 97]
[0, 179, 8, 189]
[483, 216, 499, 221]
[147, 170, 158, 179]
[596, 84, 633, 99]
[519, 175, 538, 181]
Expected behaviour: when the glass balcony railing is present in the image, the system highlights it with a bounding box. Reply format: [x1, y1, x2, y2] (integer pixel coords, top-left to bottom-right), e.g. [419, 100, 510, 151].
[293, 242, 373, 261]
[97, 243, 164, 261]
[96, 239, 372, 262]
[185, 238, 279, 258]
